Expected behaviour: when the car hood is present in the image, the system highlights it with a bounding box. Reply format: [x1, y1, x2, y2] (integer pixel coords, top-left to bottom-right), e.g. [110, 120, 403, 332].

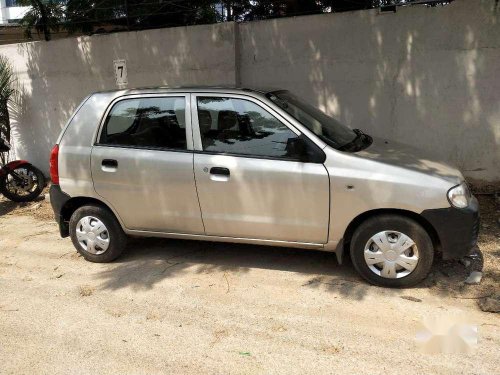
[356, 136, 464, 185]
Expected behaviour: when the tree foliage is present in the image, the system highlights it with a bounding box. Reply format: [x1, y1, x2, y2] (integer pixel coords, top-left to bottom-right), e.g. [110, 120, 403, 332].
[18, 0, 452, 40]
[0, 55, 17, 164]
[64, 0, 221, 33]
[17, 0, 65, 41]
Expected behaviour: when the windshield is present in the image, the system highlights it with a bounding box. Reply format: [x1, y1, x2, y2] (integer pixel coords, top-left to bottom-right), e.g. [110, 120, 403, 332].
[267, 91, 369, 151]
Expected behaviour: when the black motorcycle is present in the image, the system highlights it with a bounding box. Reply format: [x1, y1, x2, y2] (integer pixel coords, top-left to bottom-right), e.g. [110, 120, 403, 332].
[0, 138, 46, 202]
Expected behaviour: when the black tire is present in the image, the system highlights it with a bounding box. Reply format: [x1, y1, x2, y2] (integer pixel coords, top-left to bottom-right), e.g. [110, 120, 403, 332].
[69, 204, 127, 263]
[350, 214, 434, 288]
[0, 164, 45, 202]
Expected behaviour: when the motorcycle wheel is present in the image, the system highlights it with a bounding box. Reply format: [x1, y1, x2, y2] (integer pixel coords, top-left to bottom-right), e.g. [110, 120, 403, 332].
[0, 164, 46, 202]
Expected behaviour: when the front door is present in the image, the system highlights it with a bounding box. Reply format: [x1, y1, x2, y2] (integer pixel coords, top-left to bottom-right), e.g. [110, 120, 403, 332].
[91, 94, 204, 234]
[192, 94, 330, 244]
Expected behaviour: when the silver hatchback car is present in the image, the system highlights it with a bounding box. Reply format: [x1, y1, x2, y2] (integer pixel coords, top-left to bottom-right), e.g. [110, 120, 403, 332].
[49, 87, 479, 287]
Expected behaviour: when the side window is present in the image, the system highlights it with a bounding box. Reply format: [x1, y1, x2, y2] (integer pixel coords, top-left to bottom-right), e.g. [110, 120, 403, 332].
[197, 97, 300, 159]
[100, 97, 187, 150]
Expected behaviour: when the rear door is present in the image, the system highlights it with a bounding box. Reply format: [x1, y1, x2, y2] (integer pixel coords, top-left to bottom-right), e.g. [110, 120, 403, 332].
[191, 93, 330, 244]
[91, 93, 204, 234]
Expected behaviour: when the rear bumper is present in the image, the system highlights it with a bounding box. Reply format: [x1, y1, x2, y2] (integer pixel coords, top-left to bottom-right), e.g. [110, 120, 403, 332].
[421, 196, 480, 260]
[49, 184, 71, 237]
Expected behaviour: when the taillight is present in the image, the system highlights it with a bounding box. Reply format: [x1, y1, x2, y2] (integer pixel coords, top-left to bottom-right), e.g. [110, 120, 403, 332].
[49, 144, 59, 184]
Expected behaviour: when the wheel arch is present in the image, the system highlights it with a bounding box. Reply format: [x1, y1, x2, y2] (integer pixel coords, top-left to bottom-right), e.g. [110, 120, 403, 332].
[341, 208, 442, 257]
[60, 196, 121, 236]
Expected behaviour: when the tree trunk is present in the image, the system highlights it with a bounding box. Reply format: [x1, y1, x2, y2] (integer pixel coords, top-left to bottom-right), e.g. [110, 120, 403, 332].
[33, 0, 51, 41]
[0, 99, 9, 165]
[225, 1, 232, 21]
[125, 0, 130, 31]
[0, 101, 9, 141]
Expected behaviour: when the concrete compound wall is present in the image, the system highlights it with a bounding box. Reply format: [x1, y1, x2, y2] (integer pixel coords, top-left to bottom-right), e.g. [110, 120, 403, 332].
[1, 0, 499, 182]
[238, 0, 500, 183]
[1, 23, 237, 171]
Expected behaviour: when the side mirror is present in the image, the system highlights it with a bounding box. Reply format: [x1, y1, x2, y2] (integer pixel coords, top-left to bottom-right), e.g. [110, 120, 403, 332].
[286, 135, 325, 163]
[286, 137, 308, 162]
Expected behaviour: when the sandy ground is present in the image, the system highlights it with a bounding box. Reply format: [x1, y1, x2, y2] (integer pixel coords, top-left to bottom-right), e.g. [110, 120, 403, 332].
[0, 193, 498, 375]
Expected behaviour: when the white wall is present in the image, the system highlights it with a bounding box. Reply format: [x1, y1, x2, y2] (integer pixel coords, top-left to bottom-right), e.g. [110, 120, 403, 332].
[4, 6, 29, 22]
[0, 0, 29, 24]
[1, 23, 237, 170]
[1, 0, 499, 183]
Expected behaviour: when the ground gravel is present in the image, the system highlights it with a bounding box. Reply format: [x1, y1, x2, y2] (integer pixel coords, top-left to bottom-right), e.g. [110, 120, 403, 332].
[0, 193, 498, 374]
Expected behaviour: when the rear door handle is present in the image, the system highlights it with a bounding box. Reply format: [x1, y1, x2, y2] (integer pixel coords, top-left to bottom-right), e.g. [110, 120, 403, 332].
[210, 167, 230, 176]
[101, 159, 118, 172]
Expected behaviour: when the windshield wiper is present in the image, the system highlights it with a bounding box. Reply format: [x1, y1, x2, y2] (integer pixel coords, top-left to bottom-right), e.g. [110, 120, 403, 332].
[338, 129, 372, 152]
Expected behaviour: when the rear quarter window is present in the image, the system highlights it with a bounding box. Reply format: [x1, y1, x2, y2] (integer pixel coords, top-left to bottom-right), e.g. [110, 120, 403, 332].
[99, 97, 187, 150]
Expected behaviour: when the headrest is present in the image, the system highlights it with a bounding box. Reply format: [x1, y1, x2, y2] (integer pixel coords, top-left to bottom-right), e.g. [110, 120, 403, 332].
[218, 110, 238, 131]
[198, 110, 212, 134]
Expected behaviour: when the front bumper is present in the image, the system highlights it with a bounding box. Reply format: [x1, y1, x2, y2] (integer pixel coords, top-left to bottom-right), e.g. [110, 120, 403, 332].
[421, 196, 479, 260]
[49, 184, 71, 237]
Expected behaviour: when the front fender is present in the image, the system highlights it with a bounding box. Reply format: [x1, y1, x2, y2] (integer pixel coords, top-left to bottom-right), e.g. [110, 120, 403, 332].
[0, 160, 30, 176]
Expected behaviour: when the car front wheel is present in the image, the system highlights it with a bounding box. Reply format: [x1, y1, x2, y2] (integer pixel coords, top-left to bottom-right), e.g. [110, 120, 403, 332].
[350, 214, 434, 288]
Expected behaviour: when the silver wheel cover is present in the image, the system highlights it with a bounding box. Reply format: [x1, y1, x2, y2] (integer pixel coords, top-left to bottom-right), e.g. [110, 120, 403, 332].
[364, 231, 419, 279]
[75, 216, 110, 255]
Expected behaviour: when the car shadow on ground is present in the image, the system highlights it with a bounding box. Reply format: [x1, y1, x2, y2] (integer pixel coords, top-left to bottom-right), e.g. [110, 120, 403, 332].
[0, 195, 47, 217]
[0, 199, 18, 216]
[91, 195, 499, 302]
[95, 237, 380, 300]
[95, 236, 496, 302]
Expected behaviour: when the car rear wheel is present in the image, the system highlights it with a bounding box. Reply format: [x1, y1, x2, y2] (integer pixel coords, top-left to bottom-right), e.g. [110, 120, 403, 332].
[350, 214, 434, 288]
[69, 204, 127, 262]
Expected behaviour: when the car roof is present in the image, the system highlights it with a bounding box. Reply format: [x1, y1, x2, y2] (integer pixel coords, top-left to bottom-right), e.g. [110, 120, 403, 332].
[93, 85, 283, 96]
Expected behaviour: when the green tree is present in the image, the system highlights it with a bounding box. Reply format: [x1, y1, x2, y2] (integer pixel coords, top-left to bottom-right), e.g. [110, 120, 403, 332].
[18, 0, 454, 40]
[17, 0, 65, 41]
[0, 55, 17, 164]
[64, 0, 220, 34]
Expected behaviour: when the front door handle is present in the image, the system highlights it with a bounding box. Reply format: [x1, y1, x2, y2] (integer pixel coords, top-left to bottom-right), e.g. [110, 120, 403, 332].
[209, 167, 230, 182]
[101, 159, 118, 172]
[210, 167, 230, 176]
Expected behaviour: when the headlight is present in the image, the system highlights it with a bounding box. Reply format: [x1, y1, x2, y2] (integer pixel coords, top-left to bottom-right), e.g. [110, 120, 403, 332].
[447, 182, 471, 208]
